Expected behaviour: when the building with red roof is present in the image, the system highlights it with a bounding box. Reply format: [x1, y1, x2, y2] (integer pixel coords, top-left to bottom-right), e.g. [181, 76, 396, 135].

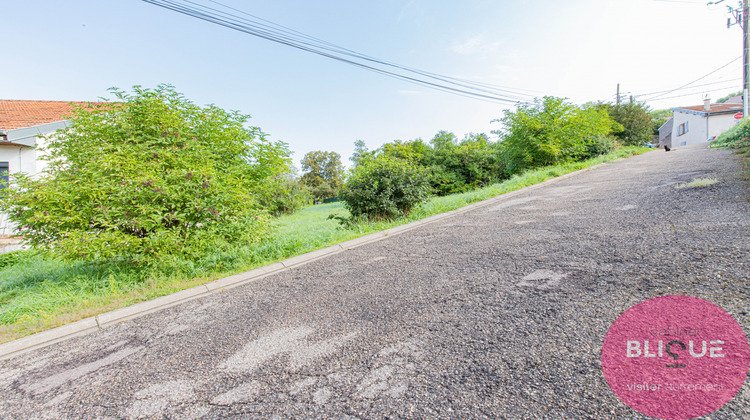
[660, 96, 743, 148]
[0, 100, 98, 237]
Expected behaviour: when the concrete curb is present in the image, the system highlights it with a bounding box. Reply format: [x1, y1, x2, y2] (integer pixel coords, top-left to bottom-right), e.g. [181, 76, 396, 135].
[0, 160, 610, 361]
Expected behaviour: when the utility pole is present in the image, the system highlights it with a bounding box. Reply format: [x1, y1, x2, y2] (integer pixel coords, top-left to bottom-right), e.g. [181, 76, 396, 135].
[743, 0, 748, 117]
[616, 83, 620, 105]
[717, 0, 750, 117]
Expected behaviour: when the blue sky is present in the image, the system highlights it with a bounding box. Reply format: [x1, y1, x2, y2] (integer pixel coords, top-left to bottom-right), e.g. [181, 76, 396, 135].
[1, 0, 743, 169]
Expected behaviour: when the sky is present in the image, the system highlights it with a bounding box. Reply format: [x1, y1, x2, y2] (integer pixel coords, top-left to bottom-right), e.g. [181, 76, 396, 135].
[1, 0, 745, 169]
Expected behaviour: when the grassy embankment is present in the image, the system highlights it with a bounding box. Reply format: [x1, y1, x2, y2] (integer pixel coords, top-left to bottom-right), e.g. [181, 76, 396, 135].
[0, 146, 650, 343]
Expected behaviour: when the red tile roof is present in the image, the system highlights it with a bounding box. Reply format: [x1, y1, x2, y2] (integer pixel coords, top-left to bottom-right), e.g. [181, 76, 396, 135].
[0, 100, 101, 130]
[674, 103, 743, 114]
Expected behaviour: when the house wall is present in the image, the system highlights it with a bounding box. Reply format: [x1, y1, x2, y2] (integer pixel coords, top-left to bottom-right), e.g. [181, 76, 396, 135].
[670, 111, 739, 147]
[672, 111, 707, 147]
[0, 121, 67, 238]
[706, 114, 740, 139]
[0, 145, 33, 237]
[658, 118, 673, 148]
[0, 145, 39, 178]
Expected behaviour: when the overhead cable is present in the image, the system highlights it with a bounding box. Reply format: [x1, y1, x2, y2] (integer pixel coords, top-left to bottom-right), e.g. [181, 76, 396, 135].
[142, 0, 538, 104]
[639, 56, 741, 101]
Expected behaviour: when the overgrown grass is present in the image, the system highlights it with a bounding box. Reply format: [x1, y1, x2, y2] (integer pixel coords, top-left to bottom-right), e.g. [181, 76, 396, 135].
[0, 146, 649, 343]
[711, 120, 750, 155]
[674, 177, 719, 189]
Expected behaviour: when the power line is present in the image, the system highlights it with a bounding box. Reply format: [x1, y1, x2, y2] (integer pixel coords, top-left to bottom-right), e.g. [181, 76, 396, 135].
[634, 78, 742, 97]
[142, 0, 538, 105]
[645, 85, 743, 102]
[639, 56, 742, 100]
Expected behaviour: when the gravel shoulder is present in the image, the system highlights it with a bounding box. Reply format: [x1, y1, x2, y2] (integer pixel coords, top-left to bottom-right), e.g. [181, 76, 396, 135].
[0, 143, 748, 419]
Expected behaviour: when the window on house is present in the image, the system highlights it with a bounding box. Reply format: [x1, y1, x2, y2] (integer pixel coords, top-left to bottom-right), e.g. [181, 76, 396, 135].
[677, 121, 689, 136]
[0, 162, 9, 188]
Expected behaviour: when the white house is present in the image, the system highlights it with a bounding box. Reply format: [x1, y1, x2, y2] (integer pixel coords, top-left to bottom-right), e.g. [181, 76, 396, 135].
[660, 97, 743, 148]
[0, 100, 91, 237]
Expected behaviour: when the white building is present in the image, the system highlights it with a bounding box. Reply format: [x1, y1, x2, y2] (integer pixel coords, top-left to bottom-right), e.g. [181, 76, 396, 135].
[661, 97, 743, 148]
[0, 100, 90, 237]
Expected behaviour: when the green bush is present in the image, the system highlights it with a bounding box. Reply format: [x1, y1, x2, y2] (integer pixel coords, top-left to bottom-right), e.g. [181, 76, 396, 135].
[596, 102, 652, 146]
[0, 85, 290, 263]
[712, 119, 750, 154]
[375, 133, 505, 196]
[264, 177, 311, 215]
[341, 156, 432, 220]
[493, 97, 619, 175]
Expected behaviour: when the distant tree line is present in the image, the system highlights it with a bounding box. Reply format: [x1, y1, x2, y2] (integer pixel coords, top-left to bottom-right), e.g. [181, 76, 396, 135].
[256, 96, 661, 221]
[337, 96, 658, 220]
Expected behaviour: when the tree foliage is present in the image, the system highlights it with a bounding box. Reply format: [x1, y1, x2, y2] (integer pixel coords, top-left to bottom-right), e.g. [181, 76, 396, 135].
[595, 102, 653, 146]
[712, 117, 750, 154]
[350, 139, 372, 168]
[372, 133, 504, 196]
[0, 85, 290, 263]
[650, 108, 673, 135]
[262, 165, 312, 216]
[341, 155, 431, 220]
[716, 91, 742, 103]
[493, 97, 619, 174]
[300, 150, 345, 200]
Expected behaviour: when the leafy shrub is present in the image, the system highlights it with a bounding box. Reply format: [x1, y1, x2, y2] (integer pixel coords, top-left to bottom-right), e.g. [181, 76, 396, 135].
[264, 177, 311, 215]
[493, 97, 619, 175]
[306, 179, 338, 203]
[712, 118, 750, 154]
[595, 102, 652, 146]
[375, 133, 505, 196]
[0, 250, 25, 269]
[0, 85, 290, 263]
[341, 156, 432, 220]
[582, 134, 617, 158]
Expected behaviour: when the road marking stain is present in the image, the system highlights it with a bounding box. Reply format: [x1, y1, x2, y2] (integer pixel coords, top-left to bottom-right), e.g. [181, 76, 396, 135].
[354, 340, 422, 400]
[126, 380, 195, 418]
[22, 346, 143, 395]
[312, 387, 333, 405]
[489, 196, 539, 210]
[210, 380, 263, 406]
[517, 270, 568, 289]
[220, 327, 357, 373]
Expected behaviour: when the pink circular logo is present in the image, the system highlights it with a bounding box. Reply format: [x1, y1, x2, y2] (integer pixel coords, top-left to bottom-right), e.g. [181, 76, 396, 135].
[601, 295, 750, 420]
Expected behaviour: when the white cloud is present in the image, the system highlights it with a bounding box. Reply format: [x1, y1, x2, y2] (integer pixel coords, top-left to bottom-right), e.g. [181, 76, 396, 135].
[449, 34, 502, 56]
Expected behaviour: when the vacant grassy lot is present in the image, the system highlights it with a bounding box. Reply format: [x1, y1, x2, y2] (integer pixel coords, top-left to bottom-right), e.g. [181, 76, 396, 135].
[0, 146, 649, 343]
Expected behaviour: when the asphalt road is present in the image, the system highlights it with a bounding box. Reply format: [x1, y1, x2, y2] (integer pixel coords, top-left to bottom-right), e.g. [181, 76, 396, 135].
[1, 144, 749, 419]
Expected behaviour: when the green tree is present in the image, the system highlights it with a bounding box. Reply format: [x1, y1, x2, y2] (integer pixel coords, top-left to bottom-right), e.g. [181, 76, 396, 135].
[430, 130, 458, 150]
[716, 91, 742, 103]
[493, 97, 618, 174]
[650, 108, 673, 136]
[0, 85, 290, 263]
[371, 132, 507, 196]
[300, 151, 345, 199]
[380, 139, 430, 163]
[596, 102, 653, 146]
[350, 139, 371, 167]
[424, 132, 504, 195]
[262, 164, 311, 215]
